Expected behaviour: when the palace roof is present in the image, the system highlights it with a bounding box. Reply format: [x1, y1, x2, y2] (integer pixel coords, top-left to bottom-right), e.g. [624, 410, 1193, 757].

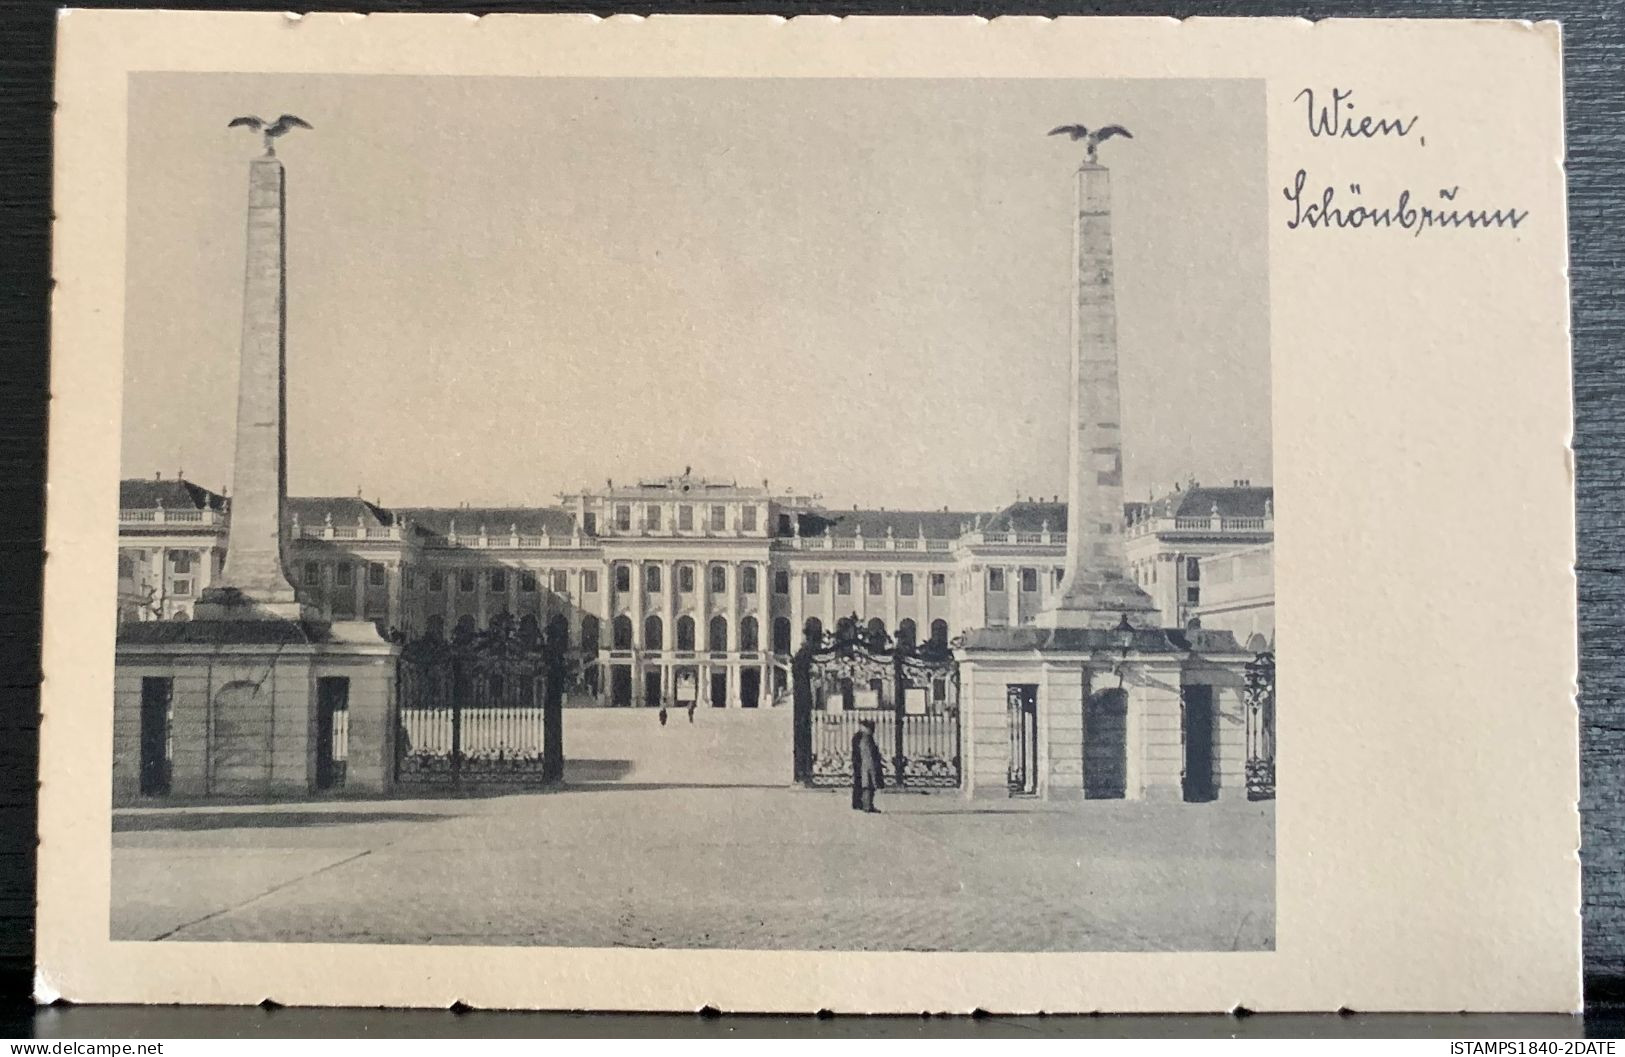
[118, 478, 227, 512]
[287, 496, 397, 529]
[986, 484, 1274, 533]
[1142, 484, 1273, 519]
[798, 508, 976, 541]
[395, 505, 578, 541]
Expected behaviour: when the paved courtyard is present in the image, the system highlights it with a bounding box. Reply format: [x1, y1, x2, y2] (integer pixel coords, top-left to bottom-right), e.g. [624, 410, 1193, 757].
[111, 711, 1274, 951]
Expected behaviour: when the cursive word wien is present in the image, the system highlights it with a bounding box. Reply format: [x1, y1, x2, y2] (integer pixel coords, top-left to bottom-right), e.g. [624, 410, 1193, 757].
[1283, 170, 1529, 237]
[1297, 87, 1421, 143]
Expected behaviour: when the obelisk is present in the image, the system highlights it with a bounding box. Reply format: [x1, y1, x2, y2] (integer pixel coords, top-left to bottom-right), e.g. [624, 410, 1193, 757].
[1034, 152, 1158, 629]
[197, 149, 311, 621]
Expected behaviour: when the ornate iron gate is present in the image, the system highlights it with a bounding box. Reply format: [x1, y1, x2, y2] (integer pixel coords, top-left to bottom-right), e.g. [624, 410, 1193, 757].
[396, 614, 567, 788]
[792, 615, 961, 789]
[1243, 650, 1276, 800]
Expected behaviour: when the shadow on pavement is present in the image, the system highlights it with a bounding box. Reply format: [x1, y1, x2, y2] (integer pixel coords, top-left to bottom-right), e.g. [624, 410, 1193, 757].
[114, 810, 457, 832]
[559, 782, 791, 792]
[559, 758, 636, 782]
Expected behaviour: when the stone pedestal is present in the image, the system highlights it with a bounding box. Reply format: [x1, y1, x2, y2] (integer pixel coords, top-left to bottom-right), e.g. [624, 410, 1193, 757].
[956, 626, 1250, 803]
[113, 620, 397, 804]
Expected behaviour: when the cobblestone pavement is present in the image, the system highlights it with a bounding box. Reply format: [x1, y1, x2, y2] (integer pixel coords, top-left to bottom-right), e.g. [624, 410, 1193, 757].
[112, 784, 1274, 951]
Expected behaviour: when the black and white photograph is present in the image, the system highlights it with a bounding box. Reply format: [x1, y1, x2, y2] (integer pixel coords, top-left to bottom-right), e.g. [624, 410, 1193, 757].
[104, 72, 1279, 954]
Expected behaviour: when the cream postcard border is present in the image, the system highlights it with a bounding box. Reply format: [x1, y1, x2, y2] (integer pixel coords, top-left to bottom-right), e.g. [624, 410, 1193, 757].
[40, 12, 1579, 1012]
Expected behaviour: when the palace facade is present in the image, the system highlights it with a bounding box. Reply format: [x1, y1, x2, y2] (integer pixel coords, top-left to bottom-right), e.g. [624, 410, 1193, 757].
[116, 470, 1274, 708]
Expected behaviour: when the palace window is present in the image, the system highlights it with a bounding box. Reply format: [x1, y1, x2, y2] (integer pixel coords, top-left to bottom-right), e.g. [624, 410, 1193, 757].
[458, 571, 475, 593]
[740, 616, 759, 651]
[774, 570, 790, 595]
[679, 564, 695, 593]
[614, 565, 631, 593]
[582, 570, 599, 593]
[336, 563, 354, 587]
[930, 572, 946, 597]
[742, 506, 758, 532]
[403, 568, 416, 590]
[867, 572, 883, 596]
[581, 614, 601, 650]
[1186, 557, 1201, 582]
[552, 570, 568, 594]
[836, 572, 852, 596]
[368, 562, 386, 587]
[899, 573, 915, 597]
[742, 566, 758, 595]
[646, 565, 662, 593]
[172, 579, 191, 596]
[490, 570, 507, 593]
[710, 505, 727, 532]
[773, 617, 792, 654]
[678, 505, 693, 531]
[708, 615, 728, 652]
[804, 572, 821, 595]
[170, 551, 192, 573]
[1020, 567, 1038, 593]
[930, 619, 949, 649]
[987, 567, 1006, 593]
[520, 571, 537, 592]
[710, 565, 727, 593]
[1187, 586, 1200, 605]
[429, 570, 444, 593]
[777, 513, 793, 536]
[676, 615, 696, 651]
[615, 504, 632, 532]
[582, 512, 597, 536]
[304, 561, 321, 586]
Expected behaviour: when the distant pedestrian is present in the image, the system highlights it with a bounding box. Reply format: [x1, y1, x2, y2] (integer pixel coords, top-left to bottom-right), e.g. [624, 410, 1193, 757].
[687, 701, 695, 724]
[852, 719, 884, 813]
[658, 705, 669, 727]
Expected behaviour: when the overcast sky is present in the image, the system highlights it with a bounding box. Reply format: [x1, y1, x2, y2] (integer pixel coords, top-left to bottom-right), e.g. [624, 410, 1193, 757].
[122, 74, 1269, 510]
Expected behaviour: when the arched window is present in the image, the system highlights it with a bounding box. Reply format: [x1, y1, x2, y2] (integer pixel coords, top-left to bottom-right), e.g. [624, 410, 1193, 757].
[708, 615, 728, 651]
[612, 614, 633, 650]
[488, 609, 511, 630]
[896, 618, 917, 651]
[676, 614, 696, 650]
[740, 615, 759, 651]
[866, 617, 887, 646]
[803, 616, 824, 650]
[644, 615, 664, 650]
[424, 614, 445, 642]
[454, 614, 477, 641]
[773, 617, 792, 655]
[930, 619, 949, 649]
[518, 613, 540, 641]
[580, 613, 601, 651]
[545, 613, 568, 645]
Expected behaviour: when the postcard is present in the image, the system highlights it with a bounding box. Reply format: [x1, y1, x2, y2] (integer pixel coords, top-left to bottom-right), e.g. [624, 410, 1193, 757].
[38, 11, 1578, 1011]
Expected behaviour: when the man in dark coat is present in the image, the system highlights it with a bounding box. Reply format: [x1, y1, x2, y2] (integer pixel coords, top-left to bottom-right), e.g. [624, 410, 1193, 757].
[853, 719, 884, 813]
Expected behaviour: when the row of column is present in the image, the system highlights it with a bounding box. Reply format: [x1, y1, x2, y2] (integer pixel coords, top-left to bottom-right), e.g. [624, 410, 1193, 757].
[610, 559, 770, 651]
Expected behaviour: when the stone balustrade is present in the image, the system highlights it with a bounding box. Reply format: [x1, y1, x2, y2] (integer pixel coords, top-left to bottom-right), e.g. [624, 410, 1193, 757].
[119, 507, 223, 526]
[1125, 514, 1274, 540]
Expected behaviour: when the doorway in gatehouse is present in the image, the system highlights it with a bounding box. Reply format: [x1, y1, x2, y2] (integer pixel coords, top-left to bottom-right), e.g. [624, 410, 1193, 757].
[1181, 684, 1218, 802]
